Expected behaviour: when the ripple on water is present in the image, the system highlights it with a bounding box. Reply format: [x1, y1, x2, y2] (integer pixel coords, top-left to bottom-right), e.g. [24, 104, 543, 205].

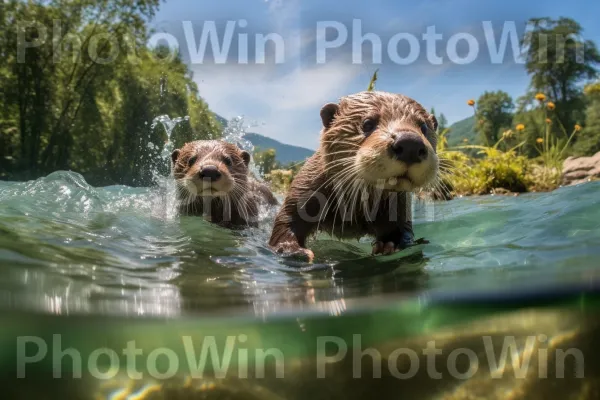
[1, 171, 600, 316]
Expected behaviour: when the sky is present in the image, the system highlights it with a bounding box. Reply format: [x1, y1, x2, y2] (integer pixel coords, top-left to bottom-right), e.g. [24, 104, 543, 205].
[151, 0, 600, 149]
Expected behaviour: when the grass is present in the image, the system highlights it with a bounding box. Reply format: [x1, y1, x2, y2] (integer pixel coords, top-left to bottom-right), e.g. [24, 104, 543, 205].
[265, 169, 295, 193]
[438, 93, 582, 196]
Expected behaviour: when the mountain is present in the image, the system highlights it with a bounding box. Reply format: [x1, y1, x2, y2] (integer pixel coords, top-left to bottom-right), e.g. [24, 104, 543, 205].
[244, 133, 315, 164]
[214, 113, 314, 164]
[446, 116, 480, 147]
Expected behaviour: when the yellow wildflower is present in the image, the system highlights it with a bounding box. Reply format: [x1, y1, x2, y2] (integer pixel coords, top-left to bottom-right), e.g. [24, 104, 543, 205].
[545, 118, 552, 124]
[536, 138, 544, 144]
[467, 99, 475, 106]
[546, 101, 555, 110]
[574, 124, 582, 132]
[535, 93, 546, 102]
[516, 124, 525, 131]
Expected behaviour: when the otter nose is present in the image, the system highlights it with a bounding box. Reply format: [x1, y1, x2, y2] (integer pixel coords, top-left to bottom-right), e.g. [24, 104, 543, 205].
[391, 132, 428, 165]
[198, 165, 221, 181]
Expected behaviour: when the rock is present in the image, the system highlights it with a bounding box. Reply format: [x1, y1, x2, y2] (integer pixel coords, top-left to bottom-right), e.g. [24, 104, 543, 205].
[562, 151, 600, 186]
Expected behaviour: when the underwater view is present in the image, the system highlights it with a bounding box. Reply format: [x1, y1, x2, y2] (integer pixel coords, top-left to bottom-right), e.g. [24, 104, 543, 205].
[3, 0, 600, 398]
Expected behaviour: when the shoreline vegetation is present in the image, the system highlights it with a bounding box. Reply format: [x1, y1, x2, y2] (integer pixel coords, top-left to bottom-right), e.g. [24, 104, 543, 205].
[257, 17, 600, 198]
[0, 1, 222, 187]
[1, 4, 599, 197]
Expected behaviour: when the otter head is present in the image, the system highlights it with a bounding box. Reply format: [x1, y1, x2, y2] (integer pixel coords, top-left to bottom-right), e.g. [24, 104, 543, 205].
[171, 140, 251, 199]
[320, 91, 438, 192]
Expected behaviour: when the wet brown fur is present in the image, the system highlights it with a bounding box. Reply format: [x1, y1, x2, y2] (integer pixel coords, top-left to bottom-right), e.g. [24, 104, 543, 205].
[172, 140, 278, 228]
[268, 91, 439, 261]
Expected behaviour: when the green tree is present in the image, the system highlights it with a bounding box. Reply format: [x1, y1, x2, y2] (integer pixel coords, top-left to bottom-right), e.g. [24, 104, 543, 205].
[475, 91, 514, 145]
[521, 17, 600, 128]
[573, 82, 600, 155]
[254, 148, 277, 176]
[438, 113, 448, 132]
[0, 0, 222, 185]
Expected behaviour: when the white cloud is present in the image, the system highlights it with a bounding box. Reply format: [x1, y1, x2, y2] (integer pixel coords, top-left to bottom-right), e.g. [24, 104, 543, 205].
[191, 59, 362, 149]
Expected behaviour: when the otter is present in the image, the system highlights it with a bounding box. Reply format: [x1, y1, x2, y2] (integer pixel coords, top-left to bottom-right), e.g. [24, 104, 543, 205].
[269, 91, 439, 262]
[171, 140, 278, 227]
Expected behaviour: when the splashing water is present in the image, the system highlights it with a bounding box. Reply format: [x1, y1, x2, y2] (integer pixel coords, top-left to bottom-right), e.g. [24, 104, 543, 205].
[150, 114, 191, 161]
[149, 114, 190, 219]
[220, 115, 264, 180]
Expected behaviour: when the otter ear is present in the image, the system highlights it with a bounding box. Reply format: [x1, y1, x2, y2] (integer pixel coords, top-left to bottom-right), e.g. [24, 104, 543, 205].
[241, 150, 251, 166]
[171, 149, 180, 165]
[320, 103, 339, 129]
[429, 114, 439, 132]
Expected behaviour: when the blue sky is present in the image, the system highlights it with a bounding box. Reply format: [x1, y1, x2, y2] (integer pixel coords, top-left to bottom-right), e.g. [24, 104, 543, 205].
[152, 0, 600, 149]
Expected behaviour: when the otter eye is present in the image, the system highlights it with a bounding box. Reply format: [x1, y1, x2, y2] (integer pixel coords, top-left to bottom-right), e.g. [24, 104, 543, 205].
[362, 119, 377, 135]
[420, 123, 428, 135]
[187, 156, 198, 167]
[223, 156, 232, 166]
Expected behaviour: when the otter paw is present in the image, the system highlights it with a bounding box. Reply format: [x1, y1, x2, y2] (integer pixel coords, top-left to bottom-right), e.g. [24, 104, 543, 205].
[372, 241, 398, 255]
[372, 237, 430, 255]
[273, 244, 314, 263]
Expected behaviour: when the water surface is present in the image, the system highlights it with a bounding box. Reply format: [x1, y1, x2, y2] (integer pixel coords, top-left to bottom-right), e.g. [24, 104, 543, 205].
[1, 171, 598, 318]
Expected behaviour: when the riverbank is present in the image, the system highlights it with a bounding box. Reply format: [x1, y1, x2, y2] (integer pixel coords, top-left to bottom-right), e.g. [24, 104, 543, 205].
[263, 151, 600, 199]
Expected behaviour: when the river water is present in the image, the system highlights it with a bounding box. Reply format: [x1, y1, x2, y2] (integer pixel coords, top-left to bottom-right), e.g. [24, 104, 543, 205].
[1, 138, 599, 398]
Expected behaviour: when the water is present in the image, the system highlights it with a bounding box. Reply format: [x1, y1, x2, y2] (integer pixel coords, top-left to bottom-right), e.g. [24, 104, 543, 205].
[2, 129, 600, 397]
[1, 174, 599, 319]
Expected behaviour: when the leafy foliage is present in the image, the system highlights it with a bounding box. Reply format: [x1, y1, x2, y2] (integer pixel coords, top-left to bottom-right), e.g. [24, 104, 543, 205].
[0, 0, 221, 185]
[253, 148, 277, 176]
[573, 82, 600, 155]
[521, 17, 600, 130]
[449, 147, 531, 195]
[474, 91, 514, 145]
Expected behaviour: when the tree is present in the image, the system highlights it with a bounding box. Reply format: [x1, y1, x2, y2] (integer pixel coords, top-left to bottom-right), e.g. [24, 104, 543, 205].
[475, 91, 514, 144]
[438, 113, 448, 132]
[0, 0, 222, 185]
[573, 82, 600, 156]
[521, 17, 600, 128]
[254, 148, 277, 176]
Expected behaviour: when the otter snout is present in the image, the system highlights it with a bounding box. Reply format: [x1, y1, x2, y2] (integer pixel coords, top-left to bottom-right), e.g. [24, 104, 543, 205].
[198, 165, 222, 181]
[391, 132, 428, 165]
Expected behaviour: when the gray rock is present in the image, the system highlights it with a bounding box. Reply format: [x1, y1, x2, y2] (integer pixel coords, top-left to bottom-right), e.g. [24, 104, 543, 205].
[562, 151, 600, 185]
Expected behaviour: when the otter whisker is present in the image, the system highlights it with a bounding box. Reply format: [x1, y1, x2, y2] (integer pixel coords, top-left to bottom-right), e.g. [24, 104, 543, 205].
[314, 164, 362, 234]
[331, 173, 363, 235]
[298, 159, 355, 208]
[327, 166, 364, 234]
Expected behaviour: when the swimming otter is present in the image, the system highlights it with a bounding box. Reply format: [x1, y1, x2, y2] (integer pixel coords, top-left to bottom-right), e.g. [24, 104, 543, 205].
[269, 91, 439, 262]
[171, 140, 278, 227]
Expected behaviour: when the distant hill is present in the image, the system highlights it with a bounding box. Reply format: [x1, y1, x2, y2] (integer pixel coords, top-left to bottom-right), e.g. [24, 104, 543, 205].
[214, 114, 314, 164]
[244, 133, 314, 164]
[446, 116, 479, 147]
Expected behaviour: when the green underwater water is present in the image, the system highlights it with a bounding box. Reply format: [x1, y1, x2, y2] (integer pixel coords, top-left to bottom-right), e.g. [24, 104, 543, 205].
[1, 171, 600, 399]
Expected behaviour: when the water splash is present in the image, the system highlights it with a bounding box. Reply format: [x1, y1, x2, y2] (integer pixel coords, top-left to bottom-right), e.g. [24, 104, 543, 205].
[150, 115, 190, 161]
[150, 115, 190, 220]
[221, 116, 263, 180]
